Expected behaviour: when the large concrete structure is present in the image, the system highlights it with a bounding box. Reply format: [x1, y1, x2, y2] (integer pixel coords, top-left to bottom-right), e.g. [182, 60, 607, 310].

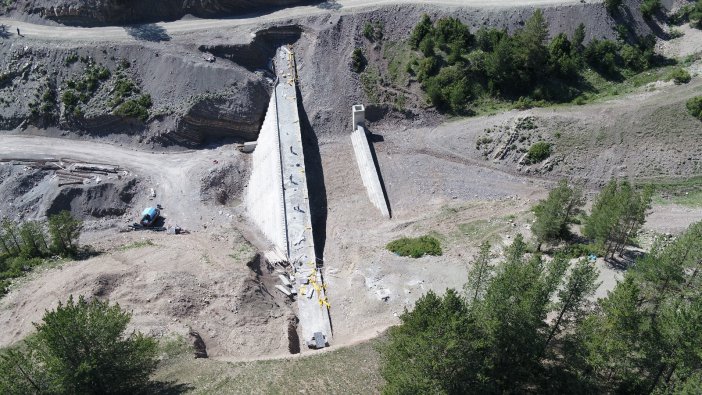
[350, 105, 390, 218]
[244, 92, 288, 255]
[245, 46, 331, 349]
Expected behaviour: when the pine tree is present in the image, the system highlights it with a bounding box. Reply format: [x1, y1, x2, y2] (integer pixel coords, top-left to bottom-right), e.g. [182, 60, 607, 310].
[464, 241, 493, 304]
[47, 211, 82, 257]
[0, 296, 158, 394]
[532, 179, 585, 251]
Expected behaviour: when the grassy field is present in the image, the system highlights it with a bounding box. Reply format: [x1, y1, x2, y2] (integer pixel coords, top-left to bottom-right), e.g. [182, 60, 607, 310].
[153, 337, 386, 394]
[648, 176, 702, 207]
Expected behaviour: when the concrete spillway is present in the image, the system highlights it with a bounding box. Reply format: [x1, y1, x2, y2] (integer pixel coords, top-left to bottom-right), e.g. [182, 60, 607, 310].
[350, 105, 390, 218]
[245, 46, 331, 348]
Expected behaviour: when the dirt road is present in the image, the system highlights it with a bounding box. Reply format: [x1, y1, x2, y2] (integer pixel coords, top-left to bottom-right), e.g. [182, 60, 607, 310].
[0, 0, 595, 42]
[0, 134, 239, 227]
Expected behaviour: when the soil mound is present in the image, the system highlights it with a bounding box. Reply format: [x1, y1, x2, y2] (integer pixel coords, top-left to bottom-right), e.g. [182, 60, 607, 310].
[47, 178, 139, 219]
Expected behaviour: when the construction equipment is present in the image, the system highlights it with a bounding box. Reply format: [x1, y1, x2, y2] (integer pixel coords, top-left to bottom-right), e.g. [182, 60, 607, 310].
[128, 205, 166, 231]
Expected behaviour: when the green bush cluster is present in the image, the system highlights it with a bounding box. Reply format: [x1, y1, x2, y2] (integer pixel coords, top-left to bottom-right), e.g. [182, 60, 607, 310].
[407, 13, 661, 114]
[605, 0, 622, 14]
[386, 235, 442, 258]
[671, 0, 702, 27]
[688, 96, 702, 120]
[640, 0, 661, 19]
[362, 20, 384, 42]
[351, 48, 366, 73]
[669, 67, 691, 84]
[115, 94, 152, 122]
[64, 53, 79, 65]
[0, 212, 81, 297]
[527, 141, 552, 163]
[61, 62, 111, 115]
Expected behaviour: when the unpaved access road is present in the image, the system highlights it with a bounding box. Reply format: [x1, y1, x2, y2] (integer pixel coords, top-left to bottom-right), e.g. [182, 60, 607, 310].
[0, 0, 596, 42]
[0, 134, 239, 227]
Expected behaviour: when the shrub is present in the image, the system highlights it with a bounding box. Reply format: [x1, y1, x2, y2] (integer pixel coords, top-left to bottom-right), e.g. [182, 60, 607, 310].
[605, 0, 622, 14]
[115, 95, 151, 122]
[585, 39, 621, 77]
[61, 89, 78, 108]
[64, 53, 79, 65]
[527, 142, 552, 163]
[640, 0, 661, 20]
[387, 235, 442, 258]
[48, 211, 82, 257]
[670, 68, 691, 84]
[687, 96, 702, 120]
[362, 21, 383, 41]
[350, 48, 366, 73]
[409, 14, 432, 49]
[692, 0, 702, 28]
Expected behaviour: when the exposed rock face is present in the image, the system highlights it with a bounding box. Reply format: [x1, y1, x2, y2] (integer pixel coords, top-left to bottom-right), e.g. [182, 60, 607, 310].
[7, 0, 317, 26]
[175, 82, 270, 144]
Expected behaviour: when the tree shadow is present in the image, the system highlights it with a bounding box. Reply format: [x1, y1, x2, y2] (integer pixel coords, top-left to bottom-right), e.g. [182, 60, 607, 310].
[605, 249, 645, 271]
[148, 380, 194, 395]
[124, 24, 171, 42]
[317, 1, 342, 10]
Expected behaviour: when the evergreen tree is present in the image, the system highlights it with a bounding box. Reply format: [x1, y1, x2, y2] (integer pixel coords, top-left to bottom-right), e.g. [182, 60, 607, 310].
[532, 179, 585, 251]
[583, 180, 651, 258]
[381, 289, 475, 394]
[0, 295, 158, 394]
[48, 211, 82, 257]
[572, 23, 586, 52]
[464, 241, 493, 304]
[409, 14, 433, 49]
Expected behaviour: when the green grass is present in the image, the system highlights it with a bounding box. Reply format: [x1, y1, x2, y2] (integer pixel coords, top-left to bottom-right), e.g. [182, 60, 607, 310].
[117, 239, 155, 251]
[574, 66, 677, 104]
[642, 176, 702, 208]
[384, 41, 414, 87]
[360, 66, 381, 104]
[387, 235, 442, 258]
[153, 337, 385, 394]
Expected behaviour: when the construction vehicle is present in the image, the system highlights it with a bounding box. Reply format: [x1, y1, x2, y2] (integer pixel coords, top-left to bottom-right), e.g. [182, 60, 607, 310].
[140, 206, 160, 226]
[128, 205, 166, 231]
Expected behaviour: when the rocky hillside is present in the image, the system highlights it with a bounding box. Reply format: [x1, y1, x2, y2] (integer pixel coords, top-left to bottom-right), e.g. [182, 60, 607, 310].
[0, 0, 316, 26]
[0, 1, 672, 148]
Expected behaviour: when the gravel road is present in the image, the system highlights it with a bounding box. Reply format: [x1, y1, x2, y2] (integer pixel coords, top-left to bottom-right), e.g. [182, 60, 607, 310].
[0, 0, 596, 41]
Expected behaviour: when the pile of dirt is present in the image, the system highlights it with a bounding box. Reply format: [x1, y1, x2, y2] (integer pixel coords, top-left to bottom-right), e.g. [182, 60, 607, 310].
[47, 178, 139, 219]
[0, 161, 140, 223]
[1, 0, 317, 26]
[200, 159, 250, 206]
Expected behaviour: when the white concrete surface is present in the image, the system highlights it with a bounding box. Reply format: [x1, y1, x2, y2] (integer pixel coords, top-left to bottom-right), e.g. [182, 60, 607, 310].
[274, 47, 332, 348]
[245, 91, 288, 256]
[351, 125, 391, 218]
